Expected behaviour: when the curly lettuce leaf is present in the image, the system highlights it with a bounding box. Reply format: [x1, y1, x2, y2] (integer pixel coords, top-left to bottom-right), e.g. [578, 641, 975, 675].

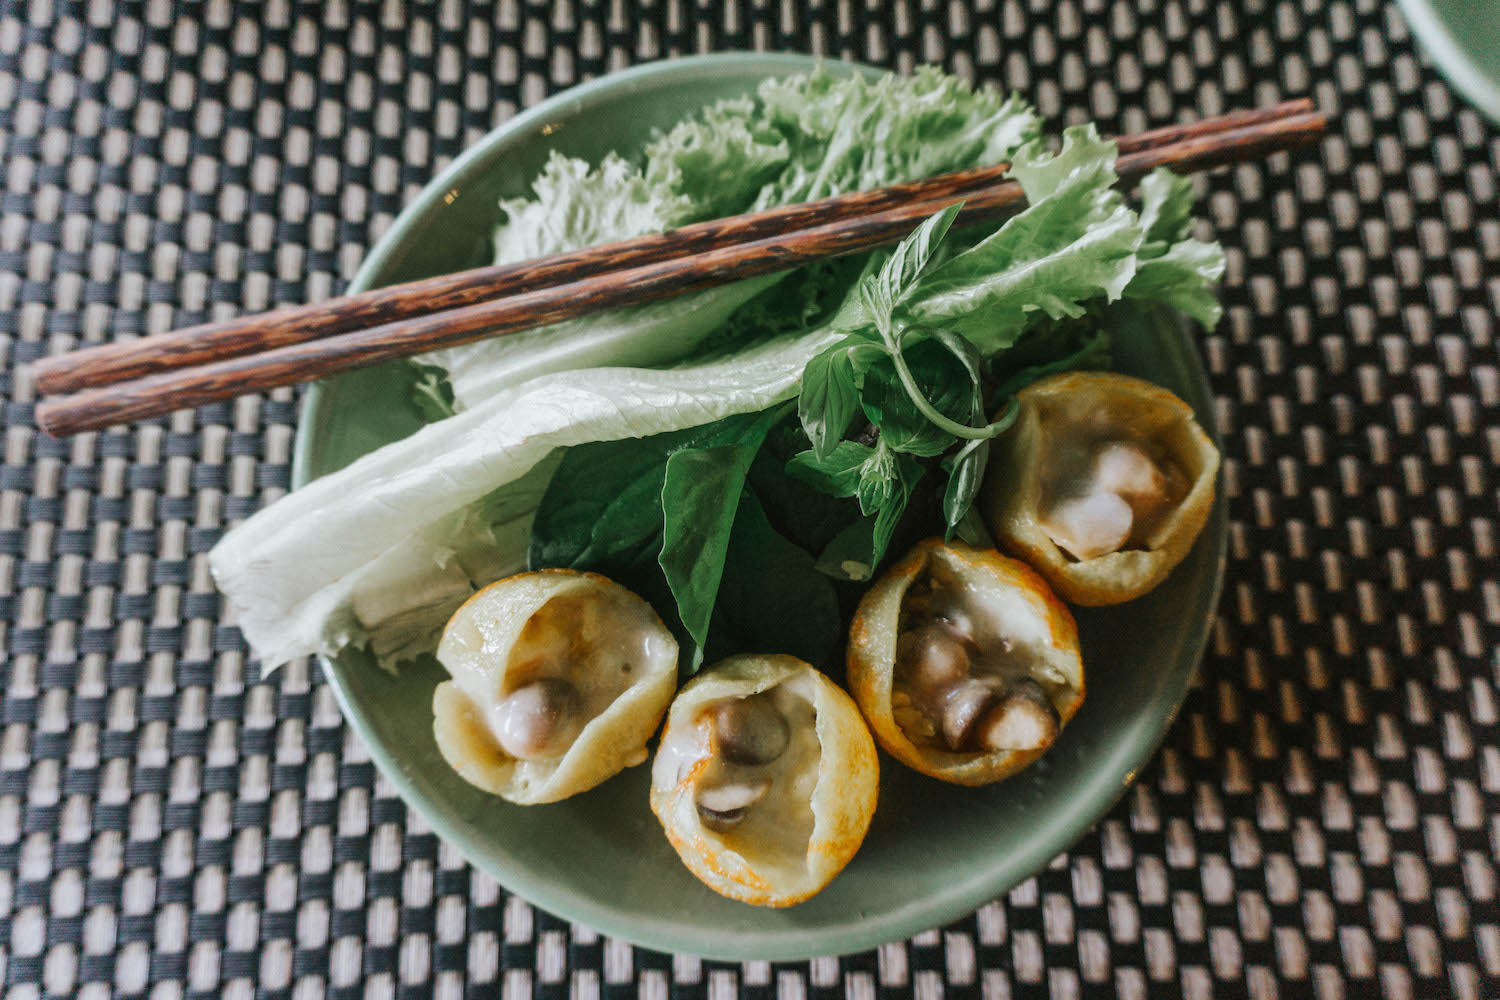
[902, 126, 1144, 354]
[1125, 167, 1226, 328]
[420, 68, 1037, 411]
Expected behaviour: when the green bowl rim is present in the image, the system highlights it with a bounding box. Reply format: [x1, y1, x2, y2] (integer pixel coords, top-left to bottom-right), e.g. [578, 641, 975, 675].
[1395, 0, 1500, 124]
[289, 52, 1227, 960]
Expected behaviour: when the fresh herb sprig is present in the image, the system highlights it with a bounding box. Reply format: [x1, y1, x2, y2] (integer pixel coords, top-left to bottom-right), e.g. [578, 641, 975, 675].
[793, 202, 1021, 567]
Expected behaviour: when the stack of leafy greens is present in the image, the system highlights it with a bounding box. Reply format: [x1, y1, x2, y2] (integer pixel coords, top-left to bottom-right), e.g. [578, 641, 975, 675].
[207, 67, 1223, 675]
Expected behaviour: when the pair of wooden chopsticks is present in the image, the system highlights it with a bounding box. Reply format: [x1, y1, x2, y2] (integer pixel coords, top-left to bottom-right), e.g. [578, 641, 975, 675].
[32, 100, 1325, 436]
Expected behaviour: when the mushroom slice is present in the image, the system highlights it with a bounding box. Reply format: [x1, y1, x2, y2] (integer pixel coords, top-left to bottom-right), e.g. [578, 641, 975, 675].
[695, 775, 773, 829]
[847, 539, 1084, 786]
[431, 569, 678, 805]
[650, 655, 879, 908]
[974, 679, 1061, 751]
[708, 692, 792, 766]
[982, 372, 1220, 605]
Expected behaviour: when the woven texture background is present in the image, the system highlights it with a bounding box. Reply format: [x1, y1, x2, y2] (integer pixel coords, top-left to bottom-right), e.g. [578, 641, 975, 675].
[2, 0, 1498, 997]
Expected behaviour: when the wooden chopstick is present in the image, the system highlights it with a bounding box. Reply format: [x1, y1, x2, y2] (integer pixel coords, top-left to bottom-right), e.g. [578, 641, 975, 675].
[33, 106, 1326, 436]
[32, 99, 1313, 397]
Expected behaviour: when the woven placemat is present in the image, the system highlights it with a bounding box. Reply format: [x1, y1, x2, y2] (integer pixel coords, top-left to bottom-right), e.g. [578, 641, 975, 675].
[2, 0, 1497, 997]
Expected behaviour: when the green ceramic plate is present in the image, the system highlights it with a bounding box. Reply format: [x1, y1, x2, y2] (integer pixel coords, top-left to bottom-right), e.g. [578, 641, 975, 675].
[1397, 0, 1500, 123]
[290, 54, 1227, 960]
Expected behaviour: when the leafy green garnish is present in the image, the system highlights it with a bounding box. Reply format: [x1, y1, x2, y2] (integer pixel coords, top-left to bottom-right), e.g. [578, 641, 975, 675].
[658, 406, 787, 651]
[815, 517, 880, 582]
[861, 201, 964, 328]
[215, 66, 1236, 680]
[531, 404, 828, 671]
[940, 438, 991, 539]
[520, 109, 1226, 678]
[710, 491, 840, 665]
[410, 363, 457, 422]
[871, 447, 926, 563]
[798, 347, 863, 461]
[859, 343, 971, 458]
[784, 126, 1228, 543]
[785, 441, 872, 498]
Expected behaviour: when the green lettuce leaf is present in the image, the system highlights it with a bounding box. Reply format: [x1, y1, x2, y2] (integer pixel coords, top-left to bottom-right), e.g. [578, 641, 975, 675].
[903, 126, 1144, 355]
[209, 327, 838, 671]
[420, 68, 1038, 410]
[1126, 168, 1226, 328]
[1137, 167, 1197, 246]
[1126, 238, 1226, 328]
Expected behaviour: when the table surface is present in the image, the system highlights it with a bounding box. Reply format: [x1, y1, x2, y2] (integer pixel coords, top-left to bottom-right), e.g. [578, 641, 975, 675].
[2, 1, 1497, 998]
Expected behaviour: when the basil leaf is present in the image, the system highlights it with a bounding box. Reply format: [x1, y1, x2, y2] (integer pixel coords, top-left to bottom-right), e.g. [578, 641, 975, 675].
[920, 325, 983, 387]
[798, 334, 886, 459]
[860, 202, 965, 339]
[850, 437, 925, 563]
[877, 200, 964, 304]
[798, 348, 858, 460]
[658, 407, 783, 650]
[749, 422, 864, 557]
[858, 275, 894, 339]
[856, 441, 898, 516]
[872, 453, 925, 565]
[941, 437, 990, 538]
[529, 428, 696, 572]
[785, 441, 874, 498]
[711, 491, 841, 666]
[952, 505, 997, 549]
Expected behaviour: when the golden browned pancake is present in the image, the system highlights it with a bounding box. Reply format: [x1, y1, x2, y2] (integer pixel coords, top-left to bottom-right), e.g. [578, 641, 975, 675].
[432, 569, 678, 804]
[848, 539, 1084, 786]
[983, 371, 1220, 606]
[650, 655, 878, 907]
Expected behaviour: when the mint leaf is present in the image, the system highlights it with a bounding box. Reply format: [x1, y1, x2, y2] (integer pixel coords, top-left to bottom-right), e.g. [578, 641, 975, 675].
[785, 441, 874, 498]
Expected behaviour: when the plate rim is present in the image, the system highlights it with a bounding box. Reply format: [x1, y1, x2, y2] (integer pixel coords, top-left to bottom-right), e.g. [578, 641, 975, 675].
[289, 52, 1228, 960]
[1395, 0, 1500, 124]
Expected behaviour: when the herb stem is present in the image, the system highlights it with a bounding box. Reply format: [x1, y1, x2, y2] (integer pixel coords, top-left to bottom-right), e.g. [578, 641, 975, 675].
[888, 346, 1014, 441]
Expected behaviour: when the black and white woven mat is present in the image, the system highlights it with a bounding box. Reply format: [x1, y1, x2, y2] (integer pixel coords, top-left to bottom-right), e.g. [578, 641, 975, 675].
[2, 1, 1497, 997]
